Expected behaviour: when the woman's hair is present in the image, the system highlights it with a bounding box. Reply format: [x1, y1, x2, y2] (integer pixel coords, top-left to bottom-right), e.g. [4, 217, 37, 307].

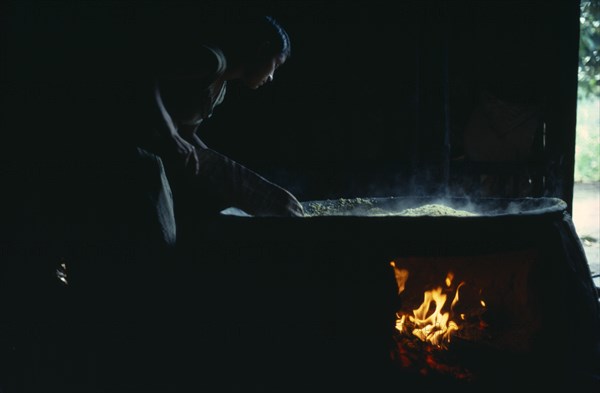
[261, 16, 292, 58]
[205, 15, 291, 66]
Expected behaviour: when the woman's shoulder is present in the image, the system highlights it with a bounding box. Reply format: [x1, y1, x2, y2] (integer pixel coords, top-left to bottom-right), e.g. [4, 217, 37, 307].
[191, 44, 227, 82]
[164, 44, 226, 84]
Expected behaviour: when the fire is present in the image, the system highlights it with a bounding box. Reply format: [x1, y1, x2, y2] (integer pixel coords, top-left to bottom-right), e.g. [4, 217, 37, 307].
[445, 272, 453, 287]
[390, 261, 409, 294]
[391, 261, 486, 350]
[407, 286, 459, 347]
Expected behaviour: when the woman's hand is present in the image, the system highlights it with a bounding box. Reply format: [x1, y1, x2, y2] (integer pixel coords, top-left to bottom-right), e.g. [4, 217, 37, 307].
[167, 132, 200, 175]
[153, 81, 200, 175]
[262, 186, 305, 217]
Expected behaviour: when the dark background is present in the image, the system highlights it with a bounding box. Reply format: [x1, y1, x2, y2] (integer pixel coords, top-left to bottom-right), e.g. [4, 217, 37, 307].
[1, 0, 580, 202]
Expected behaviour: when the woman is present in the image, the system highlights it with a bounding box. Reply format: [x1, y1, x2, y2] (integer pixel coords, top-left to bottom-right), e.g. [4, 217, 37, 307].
[133, 15, 304, 228]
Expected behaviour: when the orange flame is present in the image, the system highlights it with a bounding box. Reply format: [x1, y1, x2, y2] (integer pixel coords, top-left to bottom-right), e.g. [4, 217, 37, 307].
[390, 261, 409, 294]
[407, 286, 460, 347]
[445, 272, 454, 287]
[393, 267, 471, 349]
[451, 282, 465, 310]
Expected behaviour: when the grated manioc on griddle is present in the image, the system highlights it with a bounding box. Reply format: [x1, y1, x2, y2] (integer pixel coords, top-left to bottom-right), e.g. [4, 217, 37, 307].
[394, 204, 477, 217]
[304, 199, 477, 217]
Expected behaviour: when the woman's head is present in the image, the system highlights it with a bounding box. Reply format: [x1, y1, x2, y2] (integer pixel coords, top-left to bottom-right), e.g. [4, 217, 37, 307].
[213, 15, 292, 89]
[152, 14, 292, 124]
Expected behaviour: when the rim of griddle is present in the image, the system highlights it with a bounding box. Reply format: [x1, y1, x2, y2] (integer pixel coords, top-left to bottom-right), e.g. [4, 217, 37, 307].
[217, 196, 568, 219]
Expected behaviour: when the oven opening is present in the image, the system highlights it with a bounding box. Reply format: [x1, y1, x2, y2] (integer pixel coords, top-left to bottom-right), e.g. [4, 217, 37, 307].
[389, 250, 544, 385]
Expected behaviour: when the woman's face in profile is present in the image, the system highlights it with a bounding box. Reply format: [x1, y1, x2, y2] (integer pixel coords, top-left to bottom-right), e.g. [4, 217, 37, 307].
[242, 54, 287, 90]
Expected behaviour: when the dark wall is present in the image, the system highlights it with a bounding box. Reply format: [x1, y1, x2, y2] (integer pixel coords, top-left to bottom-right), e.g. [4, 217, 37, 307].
[1, 0, 580, 201]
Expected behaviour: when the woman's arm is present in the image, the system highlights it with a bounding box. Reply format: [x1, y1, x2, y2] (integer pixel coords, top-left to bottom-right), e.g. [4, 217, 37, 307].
[152, 82, 201, 175]
[151, 45, 227, 175]
[191, 146, 304, 217]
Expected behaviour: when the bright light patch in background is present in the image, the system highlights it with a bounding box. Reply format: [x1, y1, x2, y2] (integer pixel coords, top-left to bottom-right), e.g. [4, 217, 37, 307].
[574, 0, 600, 287]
